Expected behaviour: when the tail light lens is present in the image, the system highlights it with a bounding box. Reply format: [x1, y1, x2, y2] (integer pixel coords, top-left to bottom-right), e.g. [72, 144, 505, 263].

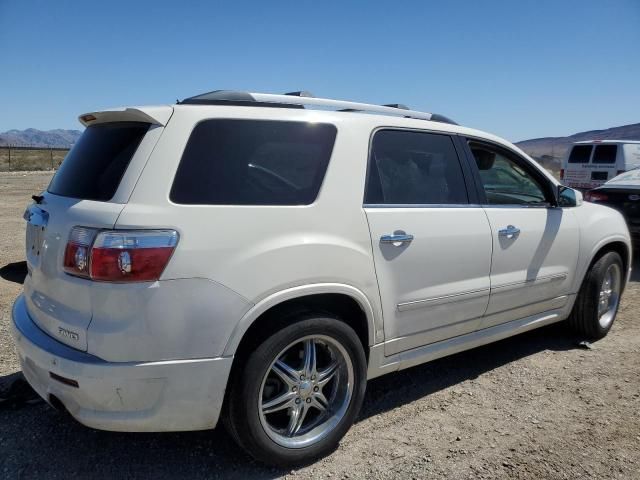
[63, 227, 97, 278]
[560, 168, 565, 180]
[91, 230, 178, 282]
[585, 191, 608, 203]
[63, 227, 178, 282]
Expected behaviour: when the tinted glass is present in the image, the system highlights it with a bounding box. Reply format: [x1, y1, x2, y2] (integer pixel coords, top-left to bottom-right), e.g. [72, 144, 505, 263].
[365, 130, 468, 205]
[48, 122, 149, 201]
[470, 142, 548, 205]
[592, 144, 617, 164]
[568, 145, 592, 163]
[170, 120, 336, 205]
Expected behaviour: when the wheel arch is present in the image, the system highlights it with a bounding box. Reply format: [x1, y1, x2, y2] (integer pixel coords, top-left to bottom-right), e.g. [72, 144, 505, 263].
[222, 284, 378, 360]
[582, 238, 631, 291]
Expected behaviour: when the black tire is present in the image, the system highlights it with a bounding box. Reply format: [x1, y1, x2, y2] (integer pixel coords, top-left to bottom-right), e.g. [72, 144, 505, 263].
[223, 314, 367, 467]
[569, 251, 624, 340]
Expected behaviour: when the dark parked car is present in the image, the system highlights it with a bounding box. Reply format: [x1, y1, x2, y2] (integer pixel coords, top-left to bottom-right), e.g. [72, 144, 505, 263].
[586, 169, 640, 244]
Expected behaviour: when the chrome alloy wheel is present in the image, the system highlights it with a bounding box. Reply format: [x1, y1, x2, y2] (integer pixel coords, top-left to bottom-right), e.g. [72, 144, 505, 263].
[598, 263, 622, 329]
[258, 335, 354, 448]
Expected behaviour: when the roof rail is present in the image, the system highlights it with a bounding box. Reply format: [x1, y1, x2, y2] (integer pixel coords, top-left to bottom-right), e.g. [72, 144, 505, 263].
[284, 91, 314, 97]
[178, 90, 458, 125]
[382, 103, 409, 110]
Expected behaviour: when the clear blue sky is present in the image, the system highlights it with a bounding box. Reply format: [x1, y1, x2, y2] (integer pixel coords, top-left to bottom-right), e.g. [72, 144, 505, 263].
[1, 0, 638, 141]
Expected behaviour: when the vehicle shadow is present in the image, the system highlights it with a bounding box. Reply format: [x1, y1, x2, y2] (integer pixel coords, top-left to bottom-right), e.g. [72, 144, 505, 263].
[0, 260, 27, 284]
[0, 323, 583, 479]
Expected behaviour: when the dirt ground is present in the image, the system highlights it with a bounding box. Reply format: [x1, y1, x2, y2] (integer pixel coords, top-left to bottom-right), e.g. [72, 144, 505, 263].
[1, 172, 639, 479]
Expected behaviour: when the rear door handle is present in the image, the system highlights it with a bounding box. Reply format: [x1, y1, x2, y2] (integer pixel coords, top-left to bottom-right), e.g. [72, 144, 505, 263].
[380, 233, 414, 245]
[498, 225, 520, 239]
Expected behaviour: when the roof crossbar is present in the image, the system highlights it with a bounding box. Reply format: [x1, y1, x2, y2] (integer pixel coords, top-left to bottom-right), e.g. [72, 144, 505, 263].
[178, 90, 458, 125]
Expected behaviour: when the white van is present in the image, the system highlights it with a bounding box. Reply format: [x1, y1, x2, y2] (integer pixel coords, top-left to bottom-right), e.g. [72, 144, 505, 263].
[561, 140, 640, 190]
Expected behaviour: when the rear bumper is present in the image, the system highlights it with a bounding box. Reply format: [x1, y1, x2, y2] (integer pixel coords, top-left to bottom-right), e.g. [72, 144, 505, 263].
[11, 294, 233, 432]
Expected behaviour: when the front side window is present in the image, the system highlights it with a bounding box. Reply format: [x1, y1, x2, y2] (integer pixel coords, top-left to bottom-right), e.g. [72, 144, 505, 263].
[170, 120, 337, 205]
[469, 142, 548, 205]
[592, 144, 617, 164]
[568, 145, 592, 163]
[365, 130, 468, 205]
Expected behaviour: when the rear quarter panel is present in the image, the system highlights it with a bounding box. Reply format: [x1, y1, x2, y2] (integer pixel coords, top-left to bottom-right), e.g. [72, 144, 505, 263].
[113, 106, 385, 351]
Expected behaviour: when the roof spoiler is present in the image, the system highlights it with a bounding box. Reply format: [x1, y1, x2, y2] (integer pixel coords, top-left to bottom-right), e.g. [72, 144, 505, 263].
[78, 106, 173, 127]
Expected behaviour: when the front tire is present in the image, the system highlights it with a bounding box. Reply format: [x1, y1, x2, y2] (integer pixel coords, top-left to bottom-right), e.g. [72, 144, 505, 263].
[224, 314, 367, 467]
[569, 251, 624, 339]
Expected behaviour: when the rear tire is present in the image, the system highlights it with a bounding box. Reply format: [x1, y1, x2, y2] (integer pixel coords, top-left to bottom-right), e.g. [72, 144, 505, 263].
[224, 314, 367, 467]
[569, 251, 624, 340]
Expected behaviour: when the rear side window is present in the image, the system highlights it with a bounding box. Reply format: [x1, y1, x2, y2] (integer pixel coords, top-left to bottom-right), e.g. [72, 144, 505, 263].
[48, 122, 149, 201]
[365, 130, 468, 205]
[568, 145, 592, 163]
[170, 120, 337, 205]
[592, 144, 617, 164]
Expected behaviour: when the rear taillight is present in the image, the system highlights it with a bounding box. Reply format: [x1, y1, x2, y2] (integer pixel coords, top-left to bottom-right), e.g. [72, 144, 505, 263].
[91, 230, 178, 282]
[584, 191, 608, 203]
[560, 168, 565, 180]
[63, 227, 178, 282]
[63, 227, 97, 278]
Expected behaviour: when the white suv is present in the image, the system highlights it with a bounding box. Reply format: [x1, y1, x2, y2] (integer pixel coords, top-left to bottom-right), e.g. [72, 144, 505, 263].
[11, 91, 631, 466]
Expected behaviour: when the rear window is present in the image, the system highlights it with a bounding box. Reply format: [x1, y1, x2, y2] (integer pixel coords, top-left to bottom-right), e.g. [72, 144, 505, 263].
[365, 130, 468, 205]
[170, 119, 337, 205]
[568, 145, 592, 164]
[592, 144, 617, 164]
[48, 122, 149, 201]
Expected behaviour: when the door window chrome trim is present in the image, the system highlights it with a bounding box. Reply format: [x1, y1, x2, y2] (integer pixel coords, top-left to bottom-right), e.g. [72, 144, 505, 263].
[479, 204, 554, 209]
[364, 203, 482, 209]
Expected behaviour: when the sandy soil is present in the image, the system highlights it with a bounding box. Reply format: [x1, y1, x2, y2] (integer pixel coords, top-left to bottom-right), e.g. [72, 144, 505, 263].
[0, 172, 638, 479]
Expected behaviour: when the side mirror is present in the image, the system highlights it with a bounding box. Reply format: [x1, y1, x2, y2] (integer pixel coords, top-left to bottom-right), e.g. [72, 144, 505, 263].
[557, 185, 583, 207]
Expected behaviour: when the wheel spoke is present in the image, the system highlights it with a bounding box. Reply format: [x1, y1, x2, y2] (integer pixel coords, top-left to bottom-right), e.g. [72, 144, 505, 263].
[258, 334, 356, 448]
[317, 360, 339, 387]
[311, 391, 329, 412]
[303, 340, 317, 377]
[262, 391, 296, 414]
[272, 360, 300, 387]
[287, 403, 309, 436]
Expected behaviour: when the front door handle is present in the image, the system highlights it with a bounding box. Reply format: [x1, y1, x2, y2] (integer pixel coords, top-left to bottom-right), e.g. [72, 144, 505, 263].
[498, 225, 520, 239]
[380, 233, 414, 245]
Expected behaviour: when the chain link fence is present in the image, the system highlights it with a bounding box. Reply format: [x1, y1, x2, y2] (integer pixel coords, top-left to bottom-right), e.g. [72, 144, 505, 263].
[0, 146, 68, 172]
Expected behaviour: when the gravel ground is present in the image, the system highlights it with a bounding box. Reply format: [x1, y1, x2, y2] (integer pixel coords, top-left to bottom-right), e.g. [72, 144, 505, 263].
[1, 172, 639, 479]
